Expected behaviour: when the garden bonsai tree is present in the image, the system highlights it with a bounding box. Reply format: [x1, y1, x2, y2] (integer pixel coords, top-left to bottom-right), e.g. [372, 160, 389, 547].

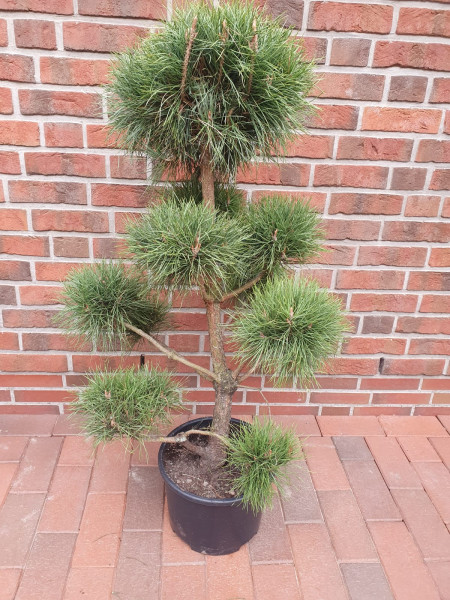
[57, 1, 349, 512]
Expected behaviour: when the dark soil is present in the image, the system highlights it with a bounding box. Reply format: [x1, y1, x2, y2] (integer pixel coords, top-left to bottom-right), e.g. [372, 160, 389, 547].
[162, 435, 240, 499]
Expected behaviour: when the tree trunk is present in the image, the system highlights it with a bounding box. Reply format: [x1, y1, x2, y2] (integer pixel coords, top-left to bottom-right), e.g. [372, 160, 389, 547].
[200, 151, 215, 210]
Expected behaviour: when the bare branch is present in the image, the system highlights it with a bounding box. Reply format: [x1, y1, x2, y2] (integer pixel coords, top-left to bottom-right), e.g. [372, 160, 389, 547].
[124, 322, 219, 383]
[220, 272, 264, 303]
[145, 428, 227, 459]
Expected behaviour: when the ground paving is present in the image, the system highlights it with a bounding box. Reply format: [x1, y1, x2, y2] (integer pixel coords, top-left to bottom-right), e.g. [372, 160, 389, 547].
[0, 413, 449, 599]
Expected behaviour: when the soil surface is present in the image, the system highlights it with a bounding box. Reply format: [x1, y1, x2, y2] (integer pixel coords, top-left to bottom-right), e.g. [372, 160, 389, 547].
[162, 435, 240, 499]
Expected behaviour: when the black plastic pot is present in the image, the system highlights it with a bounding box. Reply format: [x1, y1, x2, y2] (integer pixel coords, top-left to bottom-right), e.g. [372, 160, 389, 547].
[158, 417, 262, 555]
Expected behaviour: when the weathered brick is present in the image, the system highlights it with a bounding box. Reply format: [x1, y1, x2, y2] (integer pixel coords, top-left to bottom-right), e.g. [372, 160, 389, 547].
[25, 152, 106, 178]
[14, 20, 56, 50]
[0, 17, 7, 46]
[397, 8, 450, 37]
[330, 38, 371, 67]
[314, 165, 388, 189]
[78, 0, 165, 19]
[92, 183, 154, 207]
[0, 87, 13, 114]
[0, 209, 28, 231]
[311, 73, 384, 101]
[373, 40, 450, 72]
[405, 195, 441, 217]
[408, 271, 450, 291]
[337, 137, 412, 162]
[53, 236, 89, 258]
[343, 337, 406, 355]
[409, 338, 450, 355]
[0, 54, 34, 82]
[86, 124, 120, 148]
[430, 78, 450, 103]
[397, 316, 450, 335]
[388, 75, 428, 102]
[9, 181, 87, 205]
[34, 262, 84, 281]
[0, 0, 73, 14]
[381, 358, 445, 376]
[362, 107, 442, 134]
[341, 563, 394, 600]
[284, 134, 333, 158]
[383, 222, 450, 243]
[110, 155, 148, 179]
[391, 168, 427, 191]
[329, 193, 402, 214]
[114, 531, 162, 600]
[0, 121, 39, 146]
[430, 169, 450, 191]
[308, 2, 392, 33]
[19, 89, 101, 118]
[307, 104, 358, 130]
[0, 261, 31, 281]
[0, 151, 21, 174]
[40, 57, 110, 86]
[351, 293, 418, 313]
[429, 248, 450, 268]
[301, 36, 327, 63]
[358, 246, 427, 267]
[12, 436, 62, 493]
[337, 270, 404, 290]
[63, 22, 147, 53]
[420, 294, 450, 313]
[0, 235, 49, 257]
[32, 209, 109, 233]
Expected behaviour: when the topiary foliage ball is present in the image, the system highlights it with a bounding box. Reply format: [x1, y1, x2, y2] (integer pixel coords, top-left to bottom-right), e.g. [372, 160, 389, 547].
[106, 0, 316, 180]
[56, 261, 169, 350]
[125, 199, 252, 298]
[231, 276, 350, 385]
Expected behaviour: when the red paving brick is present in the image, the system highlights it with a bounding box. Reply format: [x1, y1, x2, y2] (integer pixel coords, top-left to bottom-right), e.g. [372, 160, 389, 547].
[318, 490, 377, 560]
[273, 414, 321, 437]
[52, 414, 85, 436]
[365, 436, 422, 489]
[252, 563, 302, 600]
[0, 436, 28, 462]
[0, 414, 450, 599]
[289, 523, 349, 600]
[397, 435, 441, 462]
[379, 415, 448, 437]
[368, 521, 441, 600]
[318, 416, 384, 436]
[14, 532, 76, 600]
[438, 415, 450, 434]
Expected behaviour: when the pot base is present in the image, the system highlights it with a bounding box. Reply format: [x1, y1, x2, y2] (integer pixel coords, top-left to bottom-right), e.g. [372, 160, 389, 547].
[158, 417, 262, 555]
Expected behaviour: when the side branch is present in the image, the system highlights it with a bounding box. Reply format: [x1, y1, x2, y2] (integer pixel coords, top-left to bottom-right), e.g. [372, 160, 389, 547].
[124, 322, 219, 383]
[180, 16, 197, 106]
[145, 429, 226, 445]
[220, 272, 264, 303]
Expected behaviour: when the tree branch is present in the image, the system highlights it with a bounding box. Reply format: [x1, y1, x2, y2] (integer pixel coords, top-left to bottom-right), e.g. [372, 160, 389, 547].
[180, 16, 197, 107]
[145, 428, 227, 460]
[220, 271, 264, 303]
[124, 322, 219, 383]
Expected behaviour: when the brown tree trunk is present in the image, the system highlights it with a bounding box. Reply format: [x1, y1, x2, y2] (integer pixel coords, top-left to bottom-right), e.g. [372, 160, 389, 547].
[200, 151, 215, 210]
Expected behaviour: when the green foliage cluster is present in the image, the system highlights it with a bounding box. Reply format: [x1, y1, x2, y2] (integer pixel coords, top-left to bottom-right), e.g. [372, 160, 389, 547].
[56, 261, 168, 350]
[231, 276, 350, 385]
[106, 1, 315, 180]
[226, 418, 301, 513]
[72, 367, 182, 446]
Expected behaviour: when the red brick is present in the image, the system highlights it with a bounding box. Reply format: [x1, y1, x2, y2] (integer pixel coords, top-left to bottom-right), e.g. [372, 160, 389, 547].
[1, 235, 50, 257]
[430, 169, 450, 191]
[280, 462, 322, 522]
[44, 123, 83, 148]
[380, 415, 447, 437]
[15, 532, 76, 600]
[321, 407, 351, 415]
[308, 2, 392, 33]
[311, 73, 384, 101]
[72, 493, 125, 567]
[323, 357, 379, 376]
[318, 490, 376, 560]
[206, 545, 253, 600]
[444, 112, 450, 135]
[301, 36, 327, 64]
[32, 209, 108, 233]
[409, 271, 450, 291]
[338, 137, 412, 162]
[53, 414, 86, 436]
[252, 564, 301, 600]
[0, 151, 21, 174]
[305, 437, 350, 490]
[54, 236, 90, 258]
[330, 38, 371, 67]
[0, 354, 67, 372]
[330, 194, 401, 216]
[382, 358, 445, 376]
[398, 317, 450, 335]
[343, 337, 406, 355]
[423, 379, 450, 391]
[430, 78, 450, 103]
[161, 565, 206, 600]
[38, 466, 91, 533]
[307, 104, 359, 130]
[341, 563, 394, 600]
[110, 155, 147, 179]
[19, 89, 101, 118]
[314, 165, 388, 189]
[86, 124, 120, 148]
[2, 307, 57, 328]
[409, 338, 450, 355]
[0, 54, 34, 82]
[0, 18, 6, 46]
[92, 237, 124, 259]
[360, 246, 427, 268]
[373, 40, 450, 72]
[318, 416, 384, 436]
[313, 243, 356, 265]
[413, 462, 450, 523]
[0, 121, 39, 146]
[383, 222, 450, 243]
[0, 569, 20, 600]
[0, 414, 57, 435]
[0, 260, 31, 281]
[12, 436, 62, 492]
[438, 415, 450, 433]
[64, 567, 114, 600]
[366, 436, 422, 489]
[9, 181, 87, 205]
[337, 269, 404, 290]
[288, 523, 349, 600]
[429, 248, 450, 268]
[324, 218, 380, 241]
[92, 183, 153, 207]
[114, 531, 162, 600]
[405, 195, 441, 218]
[14, 20, 56, 50]
[90, 440, 130, 493]
[421, 294, 450, 313]
[22, 331, 85, 351]
[63, 21, 147, 53]
[0, 209, 27, 231]
[123, 466, 164, 531]
[361, 316, 394, 336]
[58, 436, 95, 466]
[0, 87, 13, 114]
[0, 436, 28, 462]
[0, 0, 73, 14]
[249, 494, 293, 562]
[391, 167, 427, 191]
[369, 521, 441, 600]
[0, 493, 46, 567]
[427, 562, 450, 600]
[0, 462, 16, 506]
[362, 107, 441, 134]
[397, 7, 450, 37]
[79, 0, 165, 18]
[27, 151, 104, 178]
[430, 437, 450, 468]
[389, 75, 428, 102]
[14, 389, 71, 404]
[34, 261, 84, 281]
[40, 56, 110, 86]
[398, 436, 441, 463]
[19, 286, 61, 305]
[417, 140, 450, 164]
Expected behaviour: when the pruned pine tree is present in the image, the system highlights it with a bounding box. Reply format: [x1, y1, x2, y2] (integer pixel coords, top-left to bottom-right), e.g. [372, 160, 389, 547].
[57, 1, 349, 505]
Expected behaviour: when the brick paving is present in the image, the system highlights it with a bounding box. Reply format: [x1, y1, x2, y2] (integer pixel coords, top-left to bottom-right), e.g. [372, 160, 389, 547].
[0, 414, 449, 600]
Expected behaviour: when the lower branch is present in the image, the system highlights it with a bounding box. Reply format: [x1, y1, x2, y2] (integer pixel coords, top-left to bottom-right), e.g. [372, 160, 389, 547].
[147, 429, 228, 461]
[220, 271, 264, 303]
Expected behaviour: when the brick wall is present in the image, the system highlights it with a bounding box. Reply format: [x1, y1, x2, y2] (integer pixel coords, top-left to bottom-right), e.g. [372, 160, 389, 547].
[0, 0, 449, 416]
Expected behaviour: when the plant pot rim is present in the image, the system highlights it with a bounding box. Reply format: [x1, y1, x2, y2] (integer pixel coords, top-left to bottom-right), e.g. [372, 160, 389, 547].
[158, 416, 250, 508]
